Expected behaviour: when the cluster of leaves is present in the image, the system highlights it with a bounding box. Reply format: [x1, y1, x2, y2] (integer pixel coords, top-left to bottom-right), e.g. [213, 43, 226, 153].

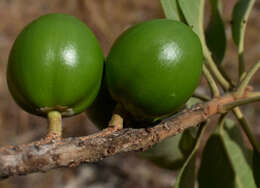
[160, 0, 259, 187]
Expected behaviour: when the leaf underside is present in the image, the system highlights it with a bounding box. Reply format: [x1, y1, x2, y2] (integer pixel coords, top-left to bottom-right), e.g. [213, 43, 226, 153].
[232, 0, 255, 46]
[198, 119, 257, 188]
[174, 125, 206, 188]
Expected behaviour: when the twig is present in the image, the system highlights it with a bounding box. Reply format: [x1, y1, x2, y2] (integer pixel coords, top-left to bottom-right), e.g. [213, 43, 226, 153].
[232, 107, 260, 155]
[222, 92, 260, 112]
[239, 53, 246, 80]
[192, 92, 210, 101]
[236, 60, 260, 97]
[195, 0, 230, 90]
[236, 0, 256, 79]
[203, 46, 230, 90]
[219, 113, 228, 128]
[0, 91, 259, 179]
[203, 65, 220, 97]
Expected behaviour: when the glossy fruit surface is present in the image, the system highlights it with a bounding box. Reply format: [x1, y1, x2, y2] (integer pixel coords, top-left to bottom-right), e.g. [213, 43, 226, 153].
[106, 19, 203, 121]
[7, 13, 104, 117]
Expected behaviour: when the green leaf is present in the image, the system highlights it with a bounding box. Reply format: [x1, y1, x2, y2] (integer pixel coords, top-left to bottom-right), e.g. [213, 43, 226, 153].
[177, 0, 211, 61]
[174, 124, 207, 188]
[205, 0, 226, 64]
[160, 0, 185, 22]
[221, 120, 255, 187]
[185, 97, 202, 108]
[179, 127, 197, 157]
[253, 150, 260, 187]
[177, 0, 204, 36]
[198, 119, 256, 188]
[232, 0, 255, 46]
[198, 134, 235, 188]
[177, 0, 231, 90]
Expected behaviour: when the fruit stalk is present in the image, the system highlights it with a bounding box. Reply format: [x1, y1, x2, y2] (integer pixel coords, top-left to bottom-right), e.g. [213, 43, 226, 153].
[108, 105, 124, 130]
[47, 111, 62, 137]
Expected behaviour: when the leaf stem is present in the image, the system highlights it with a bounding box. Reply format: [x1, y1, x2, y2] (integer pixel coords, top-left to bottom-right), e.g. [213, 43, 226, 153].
[196, 0, 230, 91]
[203, 49, 230, 90]
[218, 113, 228, 129]
[192, 92, 210, 101]
[233, 107, 260, 155]
[47, 111, 62, 137]
[239, 53, 246, 80]
[236, 60, 260, 97]
[223, 92, 260, 111]
[203, 65, 220, 97]
[237, 0, 256, 79]
[174, 122, 207, 187]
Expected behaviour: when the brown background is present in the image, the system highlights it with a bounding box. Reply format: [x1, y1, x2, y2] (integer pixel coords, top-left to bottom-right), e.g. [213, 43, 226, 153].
[0, 0, 259, 187]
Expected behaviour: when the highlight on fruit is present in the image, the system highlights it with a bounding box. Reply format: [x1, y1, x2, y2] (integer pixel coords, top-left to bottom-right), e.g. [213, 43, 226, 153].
[7, 13, 104, 137]
[105, 19, 203, 122]
[7, 13, 104, 117]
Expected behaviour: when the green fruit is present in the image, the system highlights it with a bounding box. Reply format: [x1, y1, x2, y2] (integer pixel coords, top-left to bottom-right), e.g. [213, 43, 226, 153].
[7, 13, 104, 117]
[106, 19, 203, 121]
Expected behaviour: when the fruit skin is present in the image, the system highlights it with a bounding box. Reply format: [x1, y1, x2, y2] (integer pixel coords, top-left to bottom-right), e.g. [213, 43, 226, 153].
[7, 13, 104, 117]
[106, 19, 203, 121]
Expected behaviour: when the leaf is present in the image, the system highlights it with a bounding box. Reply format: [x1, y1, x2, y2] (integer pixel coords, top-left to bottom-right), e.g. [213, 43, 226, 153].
[185, 97, 202, 108]
[177, 0, 204, 36]
[179, 127, 197, 157]
[174, 124, 207, 188]
[205, 0, 226, 64]
[198, 119, 256, 188]
[160, 0, 185, 22]
[177, 0, 212, 61]
[221, 120, 255, 187]
[253, 150, 260, 187]
[232, 0, 255, 46]
[198, 134, 235, 188]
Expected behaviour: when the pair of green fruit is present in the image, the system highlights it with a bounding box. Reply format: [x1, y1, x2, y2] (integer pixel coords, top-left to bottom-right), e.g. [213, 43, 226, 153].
[7, 13, 203, 130]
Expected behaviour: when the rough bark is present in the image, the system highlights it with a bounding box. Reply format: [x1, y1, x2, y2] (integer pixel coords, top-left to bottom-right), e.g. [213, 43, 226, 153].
[0, 93, 246, 179]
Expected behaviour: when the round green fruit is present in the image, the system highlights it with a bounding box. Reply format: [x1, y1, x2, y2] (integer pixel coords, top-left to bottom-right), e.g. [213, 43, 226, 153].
[106, 19, 203, 121]
[7, 13, 104, 117]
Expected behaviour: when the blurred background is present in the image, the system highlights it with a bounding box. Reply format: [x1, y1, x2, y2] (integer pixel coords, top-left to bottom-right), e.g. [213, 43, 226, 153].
[0, 0, 259, 187]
